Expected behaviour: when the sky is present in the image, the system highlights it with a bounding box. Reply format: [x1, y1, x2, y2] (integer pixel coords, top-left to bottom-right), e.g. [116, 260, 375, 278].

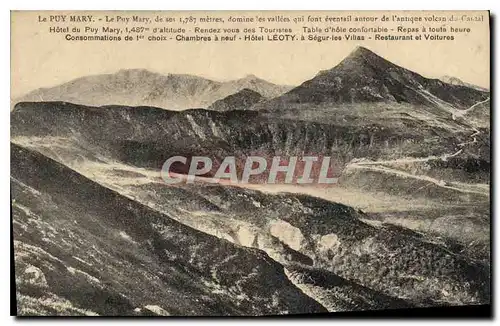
[11, 10, 490, 97]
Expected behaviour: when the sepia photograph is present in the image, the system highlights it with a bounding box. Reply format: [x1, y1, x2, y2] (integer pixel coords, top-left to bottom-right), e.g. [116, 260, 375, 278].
[9, 10, 491, 317]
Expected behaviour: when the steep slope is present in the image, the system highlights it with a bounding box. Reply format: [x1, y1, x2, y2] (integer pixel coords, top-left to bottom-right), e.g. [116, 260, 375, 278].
[14, 70, 291, 111]
[11, 143, 327, 316]
[284, 265, 411, 311]
[208, 88, 265, 111]
[11, 99, 490, 311]
[12, 101, 489, 208]
[265, 46, 489, 110]
[11, 142, 417, 314]
[11, 101, 471, 171]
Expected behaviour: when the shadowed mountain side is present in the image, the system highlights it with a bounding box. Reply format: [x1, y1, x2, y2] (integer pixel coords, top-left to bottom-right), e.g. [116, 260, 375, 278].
[11, 131, 490, 265]
[260, 47, 489, 111]
[285, 264, 411, 311]
[11, 101, 473, 171]
[91, 177, 490, 306]
[209, 89, 265, 111]
[11, 143, 327, 316]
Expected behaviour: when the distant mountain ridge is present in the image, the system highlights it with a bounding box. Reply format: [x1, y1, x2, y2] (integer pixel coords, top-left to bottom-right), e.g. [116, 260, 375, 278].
[14, 47, 488, 113]
[208, 88, 264, 111]
[441, 75, 489, 92]
[14, 69, 292, 111]
[262, 46, 489, 111]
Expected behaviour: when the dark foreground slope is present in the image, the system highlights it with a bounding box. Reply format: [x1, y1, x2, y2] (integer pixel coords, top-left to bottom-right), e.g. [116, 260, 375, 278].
[11, 143, 327, 316]
[11, 143, 420, 314]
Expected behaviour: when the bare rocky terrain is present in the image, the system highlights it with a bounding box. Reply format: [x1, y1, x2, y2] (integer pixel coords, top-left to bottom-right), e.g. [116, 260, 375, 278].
[11, 47, 490, 316]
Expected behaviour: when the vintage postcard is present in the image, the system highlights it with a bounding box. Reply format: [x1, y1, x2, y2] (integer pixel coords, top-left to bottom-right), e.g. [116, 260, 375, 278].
[10, 10, 490, 316]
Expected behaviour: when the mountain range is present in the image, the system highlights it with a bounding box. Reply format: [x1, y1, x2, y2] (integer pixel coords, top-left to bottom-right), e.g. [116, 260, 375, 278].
[14, 70, 292, 111]
[11, 46, 491, 316]
[14, 47, 488, 114]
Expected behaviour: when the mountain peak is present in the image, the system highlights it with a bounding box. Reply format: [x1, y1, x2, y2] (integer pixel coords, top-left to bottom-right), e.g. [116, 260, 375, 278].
[350, 45, 376, 57]
[240, 74, 261, 81]
[116, 68, 157, 76]
[341, 46, 389, 68]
